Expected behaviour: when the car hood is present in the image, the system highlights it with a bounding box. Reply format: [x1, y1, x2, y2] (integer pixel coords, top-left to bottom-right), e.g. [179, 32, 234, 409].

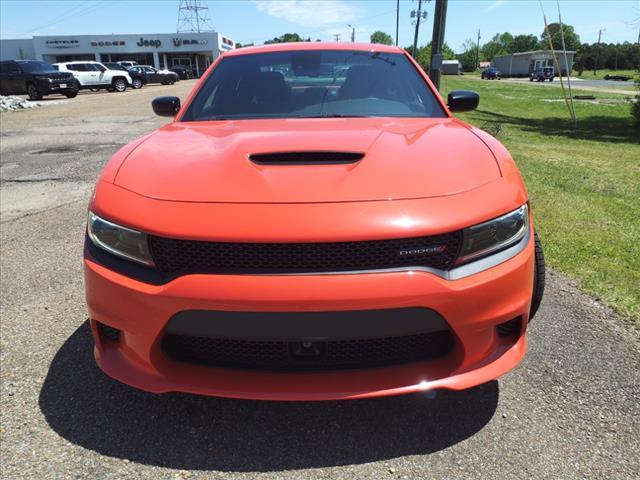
[114, 117, 501, 203]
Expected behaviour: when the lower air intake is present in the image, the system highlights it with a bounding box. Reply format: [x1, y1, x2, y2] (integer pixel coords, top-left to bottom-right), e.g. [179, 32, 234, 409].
[162, 330, 455, 371]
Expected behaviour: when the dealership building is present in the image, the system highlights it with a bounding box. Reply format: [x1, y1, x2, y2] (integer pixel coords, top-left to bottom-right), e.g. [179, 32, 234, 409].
[0, 31, 235, 73]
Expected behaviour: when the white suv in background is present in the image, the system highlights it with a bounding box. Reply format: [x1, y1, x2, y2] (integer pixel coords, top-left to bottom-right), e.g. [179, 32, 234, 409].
[53, 61, 132, 92]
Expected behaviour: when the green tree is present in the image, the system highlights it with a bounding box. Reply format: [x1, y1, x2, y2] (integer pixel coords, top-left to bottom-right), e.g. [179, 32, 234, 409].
[540, 23, 581, 51]
[457, 38, 479, 71]
[510, 34, 539, 53]
[481, 33, 513, 60]
[370, 31, 393, 45]
[264, 33, 310, 44]
[405, 42, 456, 70]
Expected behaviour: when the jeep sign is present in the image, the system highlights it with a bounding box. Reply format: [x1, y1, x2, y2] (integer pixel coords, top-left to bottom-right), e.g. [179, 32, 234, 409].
[137, 38, 161, 48]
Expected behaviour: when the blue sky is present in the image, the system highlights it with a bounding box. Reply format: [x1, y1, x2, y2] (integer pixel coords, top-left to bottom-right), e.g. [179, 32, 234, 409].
[1, 0, 639, 51]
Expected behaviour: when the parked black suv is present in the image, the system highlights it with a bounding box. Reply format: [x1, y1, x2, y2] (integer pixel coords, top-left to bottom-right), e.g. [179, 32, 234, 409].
[0, 60, 78, 100]
[103, 62, 147, 89]
[530, 66, 555, 82]
[169, 65, 193, 80]
[128, 66, 178, 85]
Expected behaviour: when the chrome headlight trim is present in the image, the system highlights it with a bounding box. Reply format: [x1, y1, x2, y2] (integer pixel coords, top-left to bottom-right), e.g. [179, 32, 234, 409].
[87, 212, 155, 267]
[455, 204, 529, 266]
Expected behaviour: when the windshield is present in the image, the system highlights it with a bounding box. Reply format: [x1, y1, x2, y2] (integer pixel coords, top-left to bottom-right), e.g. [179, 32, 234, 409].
[19, 61, 55, 73]
[181, 50, 446, 121]
[105, 63, 127, 71]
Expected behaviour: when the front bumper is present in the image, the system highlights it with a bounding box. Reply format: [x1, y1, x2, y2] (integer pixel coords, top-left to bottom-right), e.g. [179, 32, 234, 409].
[84, 228, 534, 400]
[37, 77, 76, 93]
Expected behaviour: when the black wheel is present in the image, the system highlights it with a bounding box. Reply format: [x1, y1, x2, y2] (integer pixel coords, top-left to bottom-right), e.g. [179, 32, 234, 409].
[529, 77, 534, 82]
[132, 77, 143, 89]
[112, 78, 127, 92]
[27, 83, 42, 100]
[64, 89, 78, 98]
[529, 231, 546, 321]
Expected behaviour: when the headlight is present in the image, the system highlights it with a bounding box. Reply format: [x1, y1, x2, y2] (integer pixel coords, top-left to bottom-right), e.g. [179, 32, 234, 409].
[87, 212, 154, 266]
[456, 204, 529, 266]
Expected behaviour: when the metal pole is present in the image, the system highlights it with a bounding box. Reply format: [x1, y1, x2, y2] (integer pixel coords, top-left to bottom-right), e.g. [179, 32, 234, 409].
[429, 0, 448, 89]
[476, 29, 481, 70]
[395, 0, 400, 46]
[557, 0, 576, 126]
[412, 0, 423, 59]
[594, 28, 603, 74]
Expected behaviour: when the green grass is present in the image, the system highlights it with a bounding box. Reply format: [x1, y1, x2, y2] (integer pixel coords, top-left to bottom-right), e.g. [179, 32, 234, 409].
[440, 76, 640, 326]
[574, 69, 637, 81]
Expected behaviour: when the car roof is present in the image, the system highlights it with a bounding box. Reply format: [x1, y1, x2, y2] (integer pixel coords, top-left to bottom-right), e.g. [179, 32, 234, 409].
[224, 42, 404, 57]
[60, 61, 99, 64]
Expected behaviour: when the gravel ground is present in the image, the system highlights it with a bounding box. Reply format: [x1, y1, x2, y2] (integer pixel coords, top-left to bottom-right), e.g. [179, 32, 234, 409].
[1, 83, 639, 479]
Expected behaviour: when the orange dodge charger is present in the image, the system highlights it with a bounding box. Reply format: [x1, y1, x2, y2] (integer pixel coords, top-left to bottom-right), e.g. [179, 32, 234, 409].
[84, 43, 545, 400]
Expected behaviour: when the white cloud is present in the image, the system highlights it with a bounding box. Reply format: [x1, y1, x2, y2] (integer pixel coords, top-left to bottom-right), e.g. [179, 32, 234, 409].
[486, 0, 508, 11]
[254, 0, 359, 28]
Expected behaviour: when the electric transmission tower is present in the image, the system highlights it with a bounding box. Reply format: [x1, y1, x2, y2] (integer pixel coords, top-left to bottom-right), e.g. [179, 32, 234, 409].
[177, 0, 214, 33]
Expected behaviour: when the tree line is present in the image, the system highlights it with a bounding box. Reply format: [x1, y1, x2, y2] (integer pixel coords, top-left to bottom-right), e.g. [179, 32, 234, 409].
[457, 24, 639, 73]
[235, 27, 639, 76]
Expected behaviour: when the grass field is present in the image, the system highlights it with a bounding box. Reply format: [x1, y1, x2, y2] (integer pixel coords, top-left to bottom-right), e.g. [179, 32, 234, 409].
[440, 76, 640, 326]
[574, 69, 638, 81]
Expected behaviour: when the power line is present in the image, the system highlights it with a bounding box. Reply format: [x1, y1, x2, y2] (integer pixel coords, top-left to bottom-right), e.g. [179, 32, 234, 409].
[296, 8, 396, 42]
[15, 1, 116, 37]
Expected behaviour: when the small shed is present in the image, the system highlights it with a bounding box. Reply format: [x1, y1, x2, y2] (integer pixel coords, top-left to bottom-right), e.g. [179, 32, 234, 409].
[492, 50, 575, 77]
[442, 59, 461, 75]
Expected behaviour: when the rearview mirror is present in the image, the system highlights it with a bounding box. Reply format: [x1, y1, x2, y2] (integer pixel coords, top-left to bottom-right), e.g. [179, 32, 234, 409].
[152, 96, 181, 117]
[447, 90, 479, 112]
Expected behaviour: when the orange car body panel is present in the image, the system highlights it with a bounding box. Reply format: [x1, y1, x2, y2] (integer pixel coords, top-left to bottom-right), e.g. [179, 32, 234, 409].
[85, 43, 535, 400]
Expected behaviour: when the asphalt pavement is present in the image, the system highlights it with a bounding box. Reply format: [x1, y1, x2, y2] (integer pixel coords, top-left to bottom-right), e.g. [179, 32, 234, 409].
[1, 82, 639, 479]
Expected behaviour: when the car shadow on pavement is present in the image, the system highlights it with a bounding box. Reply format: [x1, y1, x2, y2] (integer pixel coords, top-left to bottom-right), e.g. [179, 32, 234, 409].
[39, 321, 499, 472]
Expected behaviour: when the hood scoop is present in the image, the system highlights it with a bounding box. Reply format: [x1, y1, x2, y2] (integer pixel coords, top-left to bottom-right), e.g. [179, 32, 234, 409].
[249, 151, 364, 166]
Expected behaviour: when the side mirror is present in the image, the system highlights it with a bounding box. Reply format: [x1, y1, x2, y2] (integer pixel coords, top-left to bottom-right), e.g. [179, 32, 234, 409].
[447, 90, 479, 112]
[152, 96, 181, 117]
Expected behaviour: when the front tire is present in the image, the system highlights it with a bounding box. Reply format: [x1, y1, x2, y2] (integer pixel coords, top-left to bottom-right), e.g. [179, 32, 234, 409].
[132, 77, 143, 89]
[27, 83, 42, 101]
[64, 89, 78, 98]
[529, 232, 546, 321]
[112, 78, 127, 92]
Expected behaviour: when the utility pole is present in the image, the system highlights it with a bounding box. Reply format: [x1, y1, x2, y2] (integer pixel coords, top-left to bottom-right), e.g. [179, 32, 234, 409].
[333, 33, 341, 42]
[395, 0, 400, 46]
[476, 29, 481, 70]
[594, 28, 604, 75]
[411, 0, 426, 59]
[348, 24, 355, 42]
[429, 0, 448, 89]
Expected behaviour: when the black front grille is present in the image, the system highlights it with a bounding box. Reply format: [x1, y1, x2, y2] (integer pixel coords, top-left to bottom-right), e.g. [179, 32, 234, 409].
[163, 331, 455, 371]
[148, 231, 462, 275]
[49, 73, 73, 81]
